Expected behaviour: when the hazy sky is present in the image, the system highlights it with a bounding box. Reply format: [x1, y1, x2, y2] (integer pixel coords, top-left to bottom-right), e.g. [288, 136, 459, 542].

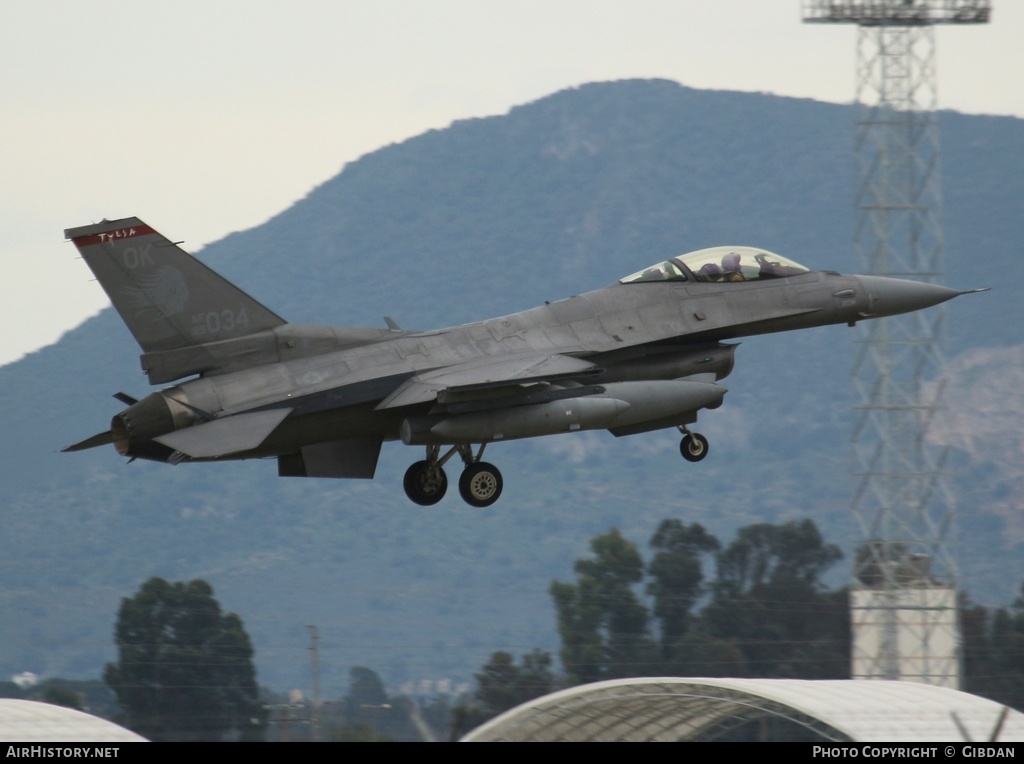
[3, 1, 1020, 366]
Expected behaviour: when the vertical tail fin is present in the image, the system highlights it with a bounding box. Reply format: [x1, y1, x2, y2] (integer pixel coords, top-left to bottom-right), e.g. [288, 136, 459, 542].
[65, 217, 285, 353]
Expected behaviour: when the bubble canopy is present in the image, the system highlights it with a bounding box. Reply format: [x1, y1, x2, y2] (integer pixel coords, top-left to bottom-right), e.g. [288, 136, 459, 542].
[620, 246, 811, 285]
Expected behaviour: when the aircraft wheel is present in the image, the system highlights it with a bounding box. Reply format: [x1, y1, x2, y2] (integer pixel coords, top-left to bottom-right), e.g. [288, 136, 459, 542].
[459, 462, 503, 508]
[680, 433, 709, 463]
[403, 460, 448, 506]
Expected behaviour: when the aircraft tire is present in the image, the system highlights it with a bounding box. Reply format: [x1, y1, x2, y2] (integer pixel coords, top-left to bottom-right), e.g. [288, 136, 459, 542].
[404, 460, 448, 505]
[680, 433, 709, 463]
[459, 462, 503, 508]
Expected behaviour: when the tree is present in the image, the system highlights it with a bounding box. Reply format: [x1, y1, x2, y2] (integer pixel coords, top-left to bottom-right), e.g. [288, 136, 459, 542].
[40, 685, 83, 711]
[345, 666, 388, 713]
[328, 666, 429, 742]
[104, 577, 265, 741]
[551, 520, 850, 682]
[962, 591, 1024, 712]
[646, 520, 720, 662]
[551, 529, 657, 683]
[704, 520, 848, 678]
[713, 519, 842, 597]
[452, 649, 555, 739]
[473, 649, 554, 715]
[338, 666, 393, 740]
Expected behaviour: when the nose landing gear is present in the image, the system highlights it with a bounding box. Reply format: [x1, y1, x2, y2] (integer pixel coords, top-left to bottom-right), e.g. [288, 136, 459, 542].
[403, 443, 504, 507]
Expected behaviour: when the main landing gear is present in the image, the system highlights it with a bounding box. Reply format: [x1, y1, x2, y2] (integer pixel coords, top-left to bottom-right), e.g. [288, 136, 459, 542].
[678, 425, 709, 463]
[403, 444, 503, 507]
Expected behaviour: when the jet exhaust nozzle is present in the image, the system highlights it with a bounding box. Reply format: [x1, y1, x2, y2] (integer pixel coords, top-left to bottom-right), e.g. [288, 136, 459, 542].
[111, 390, 199, 461]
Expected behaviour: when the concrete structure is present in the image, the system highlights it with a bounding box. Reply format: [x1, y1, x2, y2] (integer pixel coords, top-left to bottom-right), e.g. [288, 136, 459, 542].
[462, 677, 1023, 742]
[0, 699, 146, 742]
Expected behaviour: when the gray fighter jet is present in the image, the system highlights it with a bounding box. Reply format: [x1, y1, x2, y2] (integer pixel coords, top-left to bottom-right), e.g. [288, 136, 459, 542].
[63, 217, 980, 507]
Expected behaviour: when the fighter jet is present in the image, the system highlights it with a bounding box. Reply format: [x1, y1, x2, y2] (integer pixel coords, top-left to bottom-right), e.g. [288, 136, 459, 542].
[63, 217, 980, 507]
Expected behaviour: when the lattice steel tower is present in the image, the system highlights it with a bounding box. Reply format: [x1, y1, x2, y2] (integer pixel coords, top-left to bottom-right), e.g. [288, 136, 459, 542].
[802, 0, 990, 688]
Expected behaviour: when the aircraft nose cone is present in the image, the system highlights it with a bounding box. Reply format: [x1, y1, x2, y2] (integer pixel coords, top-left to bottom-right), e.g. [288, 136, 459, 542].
[856, 275, 962, 317]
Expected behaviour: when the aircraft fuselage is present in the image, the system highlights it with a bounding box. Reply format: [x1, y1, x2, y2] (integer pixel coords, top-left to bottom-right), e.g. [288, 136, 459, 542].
[115, 268, 867, 463]
[65, 219, 973, 506]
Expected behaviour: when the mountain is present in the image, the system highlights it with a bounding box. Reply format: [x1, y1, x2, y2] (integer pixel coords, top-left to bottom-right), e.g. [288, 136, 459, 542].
[1, 79, 1021, 695]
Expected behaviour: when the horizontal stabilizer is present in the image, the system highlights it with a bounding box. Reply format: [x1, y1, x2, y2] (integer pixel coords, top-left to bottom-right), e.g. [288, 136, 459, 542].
[154, 408, 291, 458]
[62, 430, 114, 452]
[377, 353, 599, 409]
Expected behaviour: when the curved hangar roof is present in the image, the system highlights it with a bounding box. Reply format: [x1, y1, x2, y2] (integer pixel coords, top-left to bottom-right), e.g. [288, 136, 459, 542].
[461, 678, 1024, 742]
[0, 700, 146, 742]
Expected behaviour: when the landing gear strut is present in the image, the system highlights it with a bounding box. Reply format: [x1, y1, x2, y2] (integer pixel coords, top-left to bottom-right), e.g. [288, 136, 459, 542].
[678, 426, 709, 463]
[402, 443, 504, 507]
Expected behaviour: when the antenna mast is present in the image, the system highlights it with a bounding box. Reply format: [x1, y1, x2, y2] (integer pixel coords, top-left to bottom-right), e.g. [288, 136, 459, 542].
[802, 0, 990, 689]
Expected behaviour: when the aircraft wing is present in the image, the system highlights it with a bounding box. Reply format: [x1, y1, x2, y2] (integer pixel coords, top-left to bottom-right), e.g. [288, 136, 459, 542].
[376, 353, 600, 410]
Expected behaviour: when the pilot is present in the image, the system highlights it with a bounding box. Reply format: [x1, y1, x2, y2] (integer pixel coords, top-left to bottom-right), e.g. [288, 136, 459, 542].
[721, 252, 744, 282]
[696, 262, 723, 282]
[754, 252, 782, 279]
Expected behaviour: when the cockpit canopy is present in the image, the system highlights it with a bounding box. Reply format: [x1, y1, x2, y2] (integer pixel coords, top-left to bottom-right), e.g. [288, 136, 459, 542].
[620, 246, 811, 285]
